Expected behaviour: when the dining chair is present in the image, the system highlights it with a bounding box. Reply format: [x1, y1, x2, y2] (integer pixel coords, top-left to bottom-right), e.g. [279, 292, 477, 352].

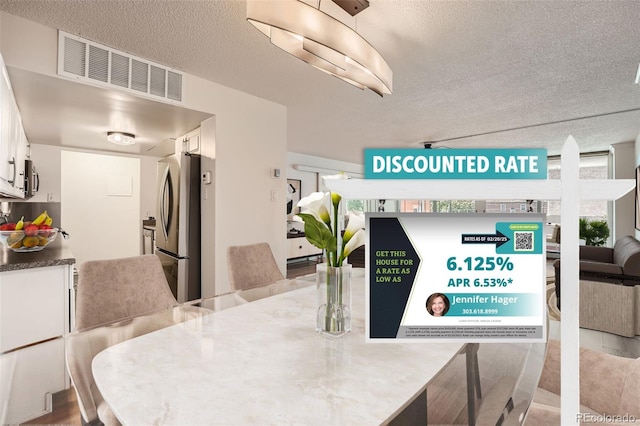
[74, 254, 177, 330]
[227, 242, 285, 291]
[68, 254, 178, 426]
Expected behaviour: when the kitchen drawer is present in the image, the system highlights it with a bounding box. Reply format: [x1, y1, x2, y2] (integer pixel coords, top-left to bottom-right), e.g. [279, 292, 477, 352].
[288, 237, 307, 259]
[287, 237, 322, 260]
[0, 337, 66, 424]
[0, 266, 66, 352]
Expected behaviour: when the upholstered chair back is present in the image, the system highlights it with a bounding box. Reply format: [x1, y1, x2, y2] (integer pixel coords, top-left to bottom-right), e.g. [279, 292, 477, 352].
[227, 242, 285, 291]
[69, 254, 178, 425]
[536, 339, 640, 419]
[75, 254, 177, 330]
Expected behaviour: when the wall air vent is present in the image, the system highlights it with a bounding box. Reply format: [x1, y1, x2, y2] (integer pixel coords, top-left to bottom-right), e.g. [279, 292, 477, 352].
[58, 31, 183, 104]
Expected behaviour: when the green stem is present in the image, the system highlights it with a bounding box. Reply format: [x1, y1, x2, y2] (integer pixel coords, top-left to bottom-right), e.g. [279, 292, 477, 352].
[323, 265, 345, 333]
[325, 265, 331, 330]
[332, 200, 339, 267]
[337, 266, 343, 306]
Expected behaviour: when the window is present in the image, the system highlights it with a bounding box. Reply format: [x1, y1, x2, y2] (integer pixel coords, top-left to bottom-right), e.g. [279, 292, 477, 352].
[346, 199, 365, 213]
[399, 200, 475, 213]
[544, 154, 609, 222]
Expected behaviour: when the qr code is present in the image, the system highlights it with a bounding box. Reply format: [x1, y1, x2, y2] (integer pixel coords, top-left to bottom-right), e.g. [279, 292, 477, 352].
[514, 231, 534, 251]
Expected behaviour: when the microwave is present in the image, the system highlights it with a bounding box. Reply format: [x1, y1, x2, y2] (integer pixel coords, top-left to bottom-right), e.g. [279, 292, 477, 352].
[24, 159, 39, 198]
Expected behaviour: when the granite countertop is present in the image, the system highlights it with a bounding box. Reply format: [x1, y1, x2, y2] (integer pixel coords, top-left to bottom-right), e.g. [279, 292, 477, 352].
[0, 237, 75, 272]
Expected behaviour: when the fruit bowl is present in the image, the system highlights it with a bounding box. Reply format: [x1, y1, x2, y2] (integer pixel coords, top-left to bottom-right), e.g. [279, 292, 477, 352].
[0, 228, 59, 252]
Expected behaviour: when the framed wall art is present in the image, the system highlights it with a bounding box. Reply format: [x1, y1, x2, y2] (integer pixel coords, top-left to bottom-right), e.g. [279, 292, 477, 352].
[287, 179, 301, 220]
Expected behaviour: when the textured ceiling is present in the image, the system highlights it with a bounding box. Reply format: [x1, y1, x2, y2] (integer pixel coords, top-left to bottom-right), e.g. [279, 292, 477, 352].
[1, 0, 640, 163]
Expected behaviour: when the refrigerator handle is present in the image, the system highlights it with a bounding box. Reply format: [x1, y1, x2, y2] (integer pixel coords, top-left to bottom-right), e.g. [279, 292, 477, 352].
[160, 167, 173, 241]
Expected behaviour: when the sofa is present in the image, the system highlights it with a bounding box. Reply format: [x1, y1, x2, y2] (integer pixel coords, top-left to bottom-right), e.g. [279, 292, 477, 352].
[578, 279, 640, 337]
[553, 235, 640, 309]
[519, 339, 640, 425]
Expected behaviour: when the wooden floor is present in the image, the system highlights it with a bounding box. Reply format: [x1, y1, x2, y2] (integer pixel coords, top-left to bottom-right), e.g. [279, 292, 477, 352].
[23, 387, 81, 426]
[22, 258, 640, 425]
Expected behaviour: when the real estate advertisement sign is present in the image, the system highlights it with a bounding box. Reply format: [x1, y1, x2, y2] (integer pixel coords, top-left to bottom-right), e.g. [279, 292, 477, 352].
[366, 213, 546, 342]
[364, 148, 548, 179]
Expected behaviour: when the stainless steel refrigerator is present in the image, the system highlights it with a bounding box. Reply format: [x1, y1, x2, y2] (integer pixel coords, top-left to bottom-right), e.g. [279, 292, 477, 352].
[155, 153, 201, 302]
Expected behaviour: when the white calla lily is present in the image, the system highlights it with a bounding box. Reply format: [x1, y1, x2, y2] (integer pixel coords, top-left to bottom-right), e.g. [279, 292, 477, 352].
[297, 192, 331, 227]
[331, 192, 341, 209]
[296, 187, 365, 268]
[342, 211, 365, 243]
[343, 229, 366, 258]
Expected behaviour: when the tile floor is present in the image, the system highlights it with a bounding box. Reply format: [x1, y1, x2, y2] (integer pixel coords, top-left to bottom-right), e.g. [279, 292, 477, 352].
[545, 258, 640, 359]
[548, 319, 640, 359]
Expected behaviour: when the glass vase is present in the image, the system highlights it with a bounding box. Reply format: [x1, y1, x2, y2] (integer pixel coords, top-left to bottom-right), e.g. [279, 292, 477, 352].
[316, 263, 352, 337]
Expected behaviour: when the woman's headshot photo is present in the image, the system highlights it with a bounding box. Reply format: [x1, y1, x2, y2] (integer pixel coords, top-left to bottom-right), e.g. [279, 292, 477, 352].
[426, 293, 450, 317]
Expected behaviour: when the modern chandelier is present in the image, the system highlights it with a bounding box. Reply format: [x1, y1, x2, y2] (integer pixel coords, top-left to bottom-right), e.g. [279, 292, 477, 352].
[246, 0, 392, 96]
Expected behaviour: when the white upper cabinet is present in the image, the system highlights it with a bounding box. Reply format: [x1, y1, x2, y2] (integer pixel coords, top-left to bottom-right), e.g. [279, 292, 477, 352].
[0, 53, 28, 198]
[178, 127, 201, 154]
[0, 61, 14, 190]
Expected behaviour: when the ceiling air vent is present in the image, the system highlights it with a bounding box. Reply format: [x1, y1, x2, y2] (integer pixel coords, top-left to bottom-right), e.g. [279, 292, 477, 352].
[58, 31, 184, 104]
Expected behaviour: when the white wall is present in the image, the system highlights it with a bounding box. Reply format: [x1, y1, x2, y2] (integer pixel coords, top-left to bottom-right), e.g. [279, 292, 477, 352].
[287, 152, 363, 195]
[200, 117, 216, 297]
[30, 144, 161, 259]
[61, 151, 140, 266]
[179, 74, 287, 296]
[636, 134, 640, 241]
[140, 155, 159, 220]
[1, 12, 288, 296]
[611, 141, 635, 240]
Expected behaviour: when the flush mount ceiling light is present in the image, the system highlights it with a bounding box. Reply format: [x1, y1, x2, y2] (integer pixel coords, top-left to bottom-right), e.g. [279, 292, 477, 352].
[107, 131, 136, 146]
[247, 0, 392, 96]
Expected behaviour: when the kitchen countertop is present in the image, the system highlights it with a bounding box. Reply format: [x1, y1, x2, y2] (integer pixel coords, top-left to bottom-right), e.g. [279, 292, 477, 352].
[0, 237, 75, 272]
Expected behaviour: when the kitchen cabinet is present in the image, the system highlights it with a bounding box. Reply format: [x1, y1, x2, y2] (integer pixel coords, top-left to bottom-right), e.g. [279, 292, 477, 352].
[179, 127, 200, 154]
[0, 53, 28, 199]
[0, 264, 74, 424]
[287, 235, 322, 261]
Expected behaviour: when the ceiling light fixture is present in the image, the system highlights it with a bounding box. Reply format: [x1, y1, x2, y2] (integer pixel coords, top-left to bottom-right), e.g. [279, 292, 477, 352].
[107, 131, 136, 146]
[247, 0, 392, 96]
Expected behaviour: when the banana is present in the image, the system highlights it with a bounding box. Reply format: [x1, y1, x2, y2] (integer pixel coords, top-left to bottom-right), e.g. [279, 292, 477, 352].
[15, 216, 24, 230]
[32, 210, 48, 226]
[44, 214, 53, 226]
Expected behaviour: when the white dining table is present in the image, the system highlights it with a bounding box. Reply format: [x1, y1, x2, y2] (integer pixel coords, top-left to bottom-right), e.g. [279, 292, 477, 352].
[92, 270, 464, 425]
